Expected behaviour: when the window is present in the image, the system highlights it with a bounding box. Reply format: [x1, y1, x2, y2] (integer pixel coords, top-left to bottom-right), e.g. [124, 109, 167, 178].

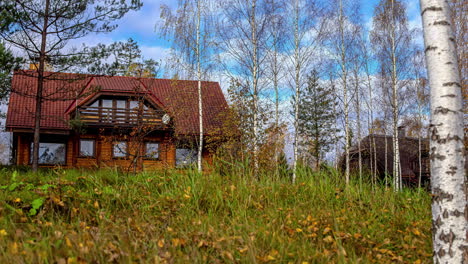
[129, 100, 139, 110]
[102, 99, 113, 108]
[102, 99, 113, 121]
[79, 139, 95, 157]
[115, 100, 127, 121]
[176, 148, 197, 168]
[90, 100, 99, 108]
[116, 100, 126, 109]
[113, 141, 127, 158]
[145, 142, 160, 159]
[30, 142, 66, 165]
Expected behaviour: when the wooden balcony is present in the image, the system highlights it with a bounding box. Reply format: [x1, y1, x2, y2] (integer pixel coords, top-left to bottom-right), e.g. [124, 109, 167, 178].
[76, 106, 168, 128]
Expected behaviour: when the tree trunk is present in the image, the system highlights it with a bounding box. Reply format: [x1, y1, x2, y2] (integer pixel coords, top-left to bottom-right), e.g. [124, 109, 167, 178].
[32, 0, 50, 172]
[354, 70, 362, 184]
[330, 73, 339, 169]
[417, 77, 423, 189]
[339, 0, 350, 185]
[384, 131, 388, 186]
[292, 0, 300, 183]
[273, 33, 280, 178]
[390, 0, 401, 191]
[251, 0, 259, 178]
[363, 47, 377, 183]
[420, 0, 468, 262]
[196, 0, 203, 173]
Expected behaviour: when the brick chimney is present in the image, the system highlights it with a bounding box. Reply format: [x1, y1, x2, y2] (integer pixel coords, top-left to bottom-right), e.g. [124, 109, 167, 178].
[398, 126, 405, 137]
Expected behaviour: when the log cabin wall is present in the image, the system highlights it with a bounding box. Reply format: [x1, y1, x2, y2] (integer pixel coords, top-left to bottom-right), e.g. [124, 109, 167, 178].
[13, 131, 212, 171]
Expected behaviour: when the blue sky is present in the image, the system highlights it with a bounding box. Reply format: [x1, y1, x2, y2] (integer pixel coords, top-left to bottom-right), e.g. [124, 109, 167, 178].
[70, 0, 423, 78]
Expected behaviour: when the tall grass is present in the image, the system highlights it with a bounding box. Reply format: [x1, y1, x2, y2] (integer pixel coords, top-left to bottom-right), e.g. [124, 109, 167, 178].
[0, 165, 431, 263]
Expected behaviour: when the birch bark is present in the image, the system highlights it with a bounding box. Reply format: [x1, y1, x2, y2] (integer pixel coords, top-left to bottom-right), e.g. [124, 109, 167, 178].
[390, 0, 401, 191]
[338, 0, 350, 185]
[420, 0, 468, 262]
[196, 0, 203, 173]
[292, 0, 300, 183]
[251, 0, 260, 178]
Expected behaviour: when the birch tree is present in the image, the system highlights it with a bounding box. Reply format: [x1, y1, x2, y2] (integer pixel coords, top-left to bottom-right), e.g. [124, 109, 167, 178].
[265, 0, 286, 176]
[216, 0, 271, 177]
[1, 0, 142, 172]
[326, 0, 360, 184]
[410, 49, 429, 189]
[359, 29, 378, 183]
[371, 0, 413, 190]
[420, 0, 468, 262]
[351, 56, 363, 183]
[286, 0, 325, 182]
[160, 0, 214, 173]
[265, 0, 285, 130]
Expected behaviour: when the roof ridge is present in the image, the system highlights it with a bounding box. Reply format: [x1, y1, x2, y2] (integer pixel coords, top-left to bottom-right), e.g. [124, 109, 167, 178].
[16, 70, 220, 84]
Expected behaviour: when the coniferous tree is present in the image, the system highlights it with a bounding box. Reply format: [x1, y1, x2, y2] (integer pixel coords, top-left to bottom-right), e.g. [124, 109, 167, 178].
[87, 38, 160, 77]
[1, 0, 142, 171]
[0, 43, 23, 99]
[0, 1, 23, 99]
[294, 69, 339, 169]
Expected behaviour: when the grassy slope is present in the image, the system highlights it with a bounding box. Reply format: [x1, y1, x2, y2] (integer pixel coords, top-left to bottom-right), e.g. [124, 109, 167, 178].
[0, 168, 431, 263]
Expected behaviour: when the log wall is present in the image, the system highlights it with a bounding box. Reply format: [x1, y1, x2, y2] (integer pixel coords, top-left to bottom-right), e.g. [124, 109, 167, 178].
[14, 132, 211, 171]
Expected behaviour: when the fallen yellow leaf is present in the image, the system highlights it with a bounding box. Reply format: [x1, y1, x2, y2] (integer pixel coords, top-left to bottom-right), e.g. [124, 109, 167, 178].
[412, 228, 421, 236]
[323, 235, 334, 243]
[238, 247, 248, 253]
[157, 239, 164, 248]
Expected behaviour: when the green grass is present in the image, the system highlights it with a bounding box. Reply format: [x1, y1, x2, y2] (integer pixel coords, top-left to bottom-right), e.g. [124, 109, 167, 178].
[0, 166, 432, 263]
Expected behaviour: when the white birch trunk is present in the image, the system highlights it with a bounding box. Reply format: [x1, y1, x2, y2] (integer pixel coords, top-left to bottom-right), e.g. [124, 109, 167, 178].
[420, 0, 468, 262]
[196, 0, 203, 173]
[292, 0, 300, 183]
[363, 48, 377, 183]
[273, 33, 280, 178]
[417, 77, 423, 189]
[390, 0, 401, 191]
[330, 75, 340, 169]
[339, 0, 350, 185]
[384, 131, 388, 186]
[251, 0, 260, 178]
[354, 70, 362, 184]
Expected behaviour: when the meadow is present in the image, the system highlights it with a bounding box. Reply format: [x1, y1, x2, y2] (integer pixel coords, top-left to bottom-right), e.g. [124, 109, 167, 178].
[0, 166, 432, 263]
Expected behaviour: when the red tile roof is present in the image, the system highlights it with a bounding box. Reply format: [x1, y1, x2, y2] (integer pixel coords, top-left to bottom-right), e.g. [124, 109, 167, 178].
[6, 71, 228, 135]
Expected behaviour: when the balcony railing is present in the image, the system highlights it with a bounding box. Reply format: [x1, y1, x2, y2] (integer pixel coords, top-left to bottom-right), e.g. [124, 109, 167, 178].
[77, 106, 167, 128]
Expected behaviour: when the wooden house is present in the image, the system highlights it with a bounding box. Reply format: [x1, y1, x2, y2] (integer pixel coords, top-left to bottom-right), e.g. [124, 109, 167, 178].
[6, 71, 228, 171]
[340, 127, 431, 186]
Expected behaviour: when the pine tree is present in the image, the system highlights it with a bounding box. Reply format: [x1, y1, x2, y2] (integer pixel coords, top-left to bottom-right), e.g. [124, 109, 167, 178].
[0, 0, 142, 171]
[293, 69, 339, 169]
[0, 43, 23, 99]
